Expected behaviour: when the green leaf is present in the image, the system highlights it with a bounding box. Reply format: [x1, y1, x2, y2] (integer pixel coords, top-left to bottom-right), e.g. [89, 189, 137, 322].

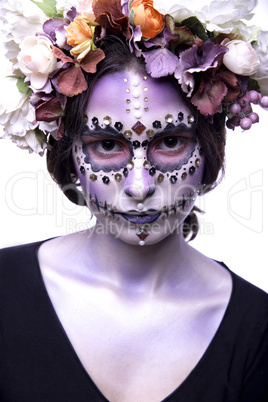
[248, 77, 260, 92]
[35, 127, 46, 146]
[30, 0, 62, 18]
[16, 77, 32, 97]
[181, 16, 208, 42]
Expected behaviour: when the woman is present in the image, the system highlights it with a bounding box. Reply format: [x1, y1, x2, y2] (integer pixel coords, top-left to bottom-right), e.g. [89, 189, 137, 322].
[0, 0, 267, 401]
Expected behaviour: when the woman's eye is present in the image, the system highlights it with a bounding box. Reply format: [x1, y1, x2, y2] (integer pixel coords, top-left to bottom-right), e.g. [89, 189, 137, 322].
[163, 137, 178, 148]
[101, 139, 115, 151]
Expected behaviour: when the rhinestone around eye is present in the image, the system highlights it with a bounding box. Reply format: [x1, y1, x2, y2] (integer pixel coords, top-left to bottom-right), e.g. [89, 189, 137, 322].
[165, 114, 174, 123]
[189, 166, 196, 175]
[149, 167, 156, 176]
[76, 156, 81, 165]
[178, 112, 184, 122]
[153, 120, 161, 129]
[143, 160, 150, 170]
[115, 173, 122, 182]
[80, 166, 85, 175]
[195, 158, 201, 167]
[127, 161, 134, 170]
[188, 115, 195, 124]
[170, 175, 177, 184]
[124, 130, 132, 139]
[146, 129, 154, 139]
[142, 140, 149, 147]
[114, 122, 123, 131]
[123, 168, 128, 177]
[181, 172, 187, 180]
[132, 121, 146, 135]
[103, 116, 112, 126]
[132, 140, 140, 149]
[92, 117, 98, 126]
[90, 174, 97, 181]
[102, 176, 110, 184]
[157, 174, 164, 183]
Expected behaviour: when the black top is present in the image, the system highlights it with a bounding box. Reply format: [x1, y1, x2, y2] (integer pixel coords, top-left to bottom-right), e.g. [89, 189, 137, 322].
[0, 240, 267, 402]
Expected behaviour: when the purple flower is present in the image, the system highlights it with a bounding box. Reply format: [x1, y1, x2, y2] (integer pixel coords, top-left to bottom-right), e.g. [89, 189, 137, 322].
[143, 48, 179, 78]
[129, 26, 143, 57]
[174, 41, 228, 96]
[43, 18, 70, 50]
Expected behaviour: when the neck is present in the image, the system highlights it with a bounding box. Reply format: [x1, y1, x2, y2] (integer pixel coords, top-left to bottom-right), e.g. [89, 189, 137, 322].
[78, 222, 193, 296]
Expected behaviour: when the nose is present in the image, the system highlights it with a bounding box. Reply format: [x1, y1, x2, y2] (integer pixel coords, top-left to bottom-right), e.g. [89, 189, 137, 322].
[124, 161, 155, 200]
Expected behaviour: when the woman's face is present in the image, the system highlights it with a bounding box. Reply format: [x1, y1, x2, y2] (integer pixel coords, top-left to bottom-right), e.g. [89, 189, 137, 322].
[73, 70, 205, 245]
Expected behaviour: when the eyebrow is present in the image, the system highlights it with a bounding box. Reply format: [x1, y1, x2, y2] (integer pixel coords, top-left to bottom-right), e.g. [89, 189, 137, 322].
[151, 123, 196, 141]
[81, 124, 127, 142]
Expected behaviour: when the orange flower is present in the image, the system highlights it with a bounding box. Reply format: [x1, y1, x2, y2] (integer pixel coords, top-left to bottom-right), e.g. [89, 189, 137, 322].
[129, 0, 164, 39]
[65, 16, 94, 61]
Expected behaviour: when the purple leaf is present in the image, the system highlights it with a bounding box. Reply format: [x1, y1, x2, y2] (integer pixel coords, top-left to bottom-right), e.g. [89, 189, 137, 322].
[143, 48, 179, 78]
[191, 81, 228, 116]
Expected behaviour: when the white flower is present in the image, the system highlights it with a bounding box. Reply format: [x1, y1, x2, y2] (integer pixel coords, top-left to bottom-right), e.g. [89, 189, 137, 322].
[252, 30, 268, 95]
[10, 130, 46, 154]
[18, 36, 57, 90]
[56, 0, 79, 17]
[223, 39, 260, 76]
[0, 0, 47, 64]
[153, 0, 257, 33]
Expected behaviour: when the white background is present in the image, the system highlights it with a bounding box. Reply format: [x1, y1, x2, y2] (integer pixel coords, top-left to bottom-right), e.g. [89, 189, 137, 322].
[0, 1, 267, 291]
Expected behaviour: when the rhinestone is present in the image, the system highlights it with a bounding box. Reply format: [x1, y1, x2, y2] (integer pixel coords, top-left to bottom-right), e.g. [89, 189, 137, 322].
[144, 97, 148, 102]
[115, 173, 122, 182]
[126, 88, 130, 93]
[136, 228, 149, 241]
[139, 241, 145, 246]
[113, 206, 117, 211]
[132, 140, 140, 149]
[133, 79, 140, 87]
[165, 114, 174, 123]
[102, 176, 110, 184]
[123, 168, 128, 177]
[103, 116, 112, 126]
[124, 130, 132, 139]
[132, 121, 146, 135]
[178, 112, 184, 121]
[195, 158, 201, 167]
[133, 90, 140, 98]
[137, 203, 144, 211]
[142, 140, 149, 147]
[181, 172, 187, 180]
[80, 166, 85, 175]
[99, 201, 103, 206]
[146, 129, 154, 139]
[144, 87, 148, 92]
[157, 174, 164, 183]
[149, 167, 156, 176]
[126, 99, 131, 103]
[126, 109, 131, 113]
[92, 117, 98, 126]
[143, 76, 148, 81]
[143, 160, 150, 169]
[144, 107, 149, 112]
[127, 161, 134, 170]
[170, 175, 177, 184]
[170, 212, 175, 216]
[90, 174, 97, 181]
[189, 166, 196, 175]
[135, 111, 142, 119]
[134, 101, 141, 109]
[124, 78, 128, 83]
[153, 120, 161, 129]
[114, 122, 123, 131]
[188, 115, 195, 124]
[76, 156, 81, 165]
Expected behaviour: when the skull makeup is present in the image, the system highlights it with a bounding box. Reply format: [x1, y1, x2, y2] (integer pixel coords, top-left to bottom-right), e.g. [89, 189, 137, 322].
[73, 71, 205, 245]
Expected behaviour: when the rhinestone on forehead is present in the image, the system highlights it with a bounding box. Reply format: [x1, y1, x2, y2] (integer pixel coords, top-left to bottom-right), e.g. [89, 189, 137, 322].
[132, 121, 146, 135]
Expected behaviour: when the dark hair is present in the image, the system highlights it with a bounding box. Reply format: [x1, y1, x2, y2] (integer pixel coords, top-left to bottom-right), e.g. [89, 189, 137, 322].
[47, 37, 226, 241]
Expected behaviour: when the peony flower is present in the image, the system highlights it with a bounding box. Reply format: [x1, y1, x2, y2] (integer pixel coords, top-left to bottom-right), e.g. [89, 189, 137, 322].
[129, 0, 164, 39]
[223, 39, 260, 76]
[10, 130, 46, 155]
[65, 15, 94, 61]
[18, 35, 57, 90]
[252, 30, 268, 95]
[77, 0, 97, 25]
[153, 0, 257, 34]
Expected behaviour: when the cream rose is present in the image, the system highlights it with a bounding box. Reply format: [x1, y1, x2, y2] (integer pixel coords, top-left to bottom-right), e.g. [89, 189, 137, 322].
[223, 39, 260, 76]
[18, 35, 57, 90]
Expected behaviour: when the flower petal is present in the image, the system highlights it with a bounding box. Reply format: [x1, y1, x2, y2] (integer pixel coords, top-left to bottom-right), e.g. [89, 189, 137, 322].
[143, 48, 179, 78]
[57, 66, 88, 96]
[80, 49, 105, 73]
[192, 80, 228, 116]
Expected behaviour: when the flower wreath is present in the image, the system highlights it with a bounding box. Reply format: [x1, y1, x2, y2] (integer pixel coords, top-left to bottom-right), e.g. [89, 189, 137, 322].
[0, 0, 268, 154]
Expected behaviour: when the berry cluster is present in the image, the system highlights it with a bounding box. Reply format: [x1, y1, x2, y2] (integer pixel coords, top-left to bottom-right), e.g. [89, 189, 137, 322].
[226, 91, 268, 131]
